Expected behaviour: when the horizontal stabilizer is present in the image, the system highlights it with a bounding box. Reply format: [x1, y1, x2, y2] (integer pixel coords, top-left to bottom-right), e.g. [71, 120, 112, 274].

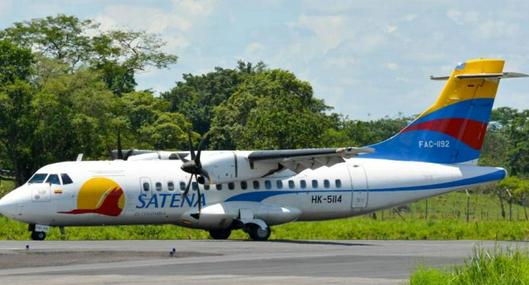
[430, 72, 528, 81]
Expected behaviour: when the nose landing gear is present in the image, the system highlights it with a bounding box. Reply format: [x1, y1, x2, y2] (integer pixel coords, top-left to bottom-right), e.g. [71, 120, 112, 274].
[28, 224, 48, 240]
[31, 231, 46, 240]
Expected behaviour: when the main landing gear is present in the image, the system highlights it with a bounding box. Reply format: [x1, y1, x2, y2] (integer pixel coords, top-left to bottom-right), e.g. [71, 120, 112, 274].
[208, 223, 272, 241]
[209, 228, 232, 240]
[246, 224, 271, 241]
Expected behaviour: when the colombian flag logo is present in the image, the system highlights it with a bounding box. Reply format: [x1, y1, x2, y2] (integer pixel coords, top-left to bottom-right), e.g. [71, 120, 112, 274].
[59, 177, 125, 217]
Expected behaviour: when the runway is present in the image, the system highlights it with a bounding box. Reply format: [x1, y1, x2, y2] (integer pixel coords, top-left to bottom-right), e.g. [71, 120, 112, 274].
[0, 240, 526, 285]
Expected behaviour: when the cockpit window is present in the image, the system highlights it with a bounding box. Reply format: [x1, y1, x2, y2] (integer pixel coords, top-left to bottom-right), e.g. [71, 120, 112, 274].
[46, 174, 61, 185]
[28, 173, 48, 184]
[61, 174, 73, 185]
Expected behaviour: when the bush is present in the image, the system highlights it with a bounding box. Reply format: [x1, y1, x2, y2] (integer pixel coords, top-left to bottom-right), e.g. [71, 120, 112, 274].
[410, 247, 529, 285]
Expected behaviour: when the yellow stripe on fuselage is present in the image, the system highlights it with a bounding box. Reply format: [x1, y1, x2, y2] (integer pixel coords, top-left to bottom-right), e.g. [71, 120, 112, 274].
[419, 58, 504, 118]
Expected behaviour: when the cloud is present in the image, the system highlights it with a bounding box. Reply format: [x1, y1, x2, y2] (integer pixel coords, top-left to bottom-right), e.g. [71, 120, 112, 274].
[94, 0, 217, 52]
[385, 62, 399, 70]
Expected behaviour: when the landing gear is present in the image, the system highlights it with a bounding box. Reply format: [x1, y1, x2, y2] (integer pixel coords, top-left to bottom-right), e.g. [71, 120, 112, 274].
[247, 224, 271, 241]
[28, 224, 48, 240]
[31, 231, 46, 240]
[209, 229, 232, 240]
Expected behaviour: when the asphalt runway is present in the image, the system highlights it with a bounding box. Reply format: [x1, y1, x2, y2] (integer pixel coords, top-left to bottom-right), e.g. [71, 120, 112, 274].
[0, 240, 527, 285]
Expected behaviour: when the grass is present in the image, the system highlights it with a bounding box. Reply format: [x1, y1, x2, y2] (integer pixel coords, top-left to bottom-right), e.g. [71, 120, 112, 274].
[1, 216, 529, 241]
[410, 247, 529, 285]
[1, 179, 529, 240]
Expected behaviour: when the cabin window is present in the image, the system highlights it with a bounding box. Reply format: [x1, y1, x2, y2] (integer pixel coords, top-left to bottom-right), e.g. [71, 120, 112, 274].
[61, 173, 73, 185]
[323, 179, 330, 189]
[265, 180, 272, 189]
[335, 179, 342, 188]
[155, 182, 162, 191]
[179, 181, 186, 191]
[143, 182, 150, 192]
[300, 180, 307, 189]
[167, 181, 174, 191]
[288, 180, 295, 189]
[192, 182, 199, 191]
[312, 180, 318, 189]
[253, 181, 260, 190]
[276, 180, 283, 189]
[241, 181, 248, 190]
[216, 184, 222, 191]
[28, 173, 48, 184]
[228, 182, 235, 190]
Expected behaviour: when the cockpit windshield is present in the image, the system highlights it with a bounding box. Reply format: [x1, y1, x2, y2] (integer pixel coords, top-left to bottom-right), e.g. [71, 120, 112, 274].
[27, 173, 74, 185]
[28, 173, 48, 184]
[46, 174, 61, 185]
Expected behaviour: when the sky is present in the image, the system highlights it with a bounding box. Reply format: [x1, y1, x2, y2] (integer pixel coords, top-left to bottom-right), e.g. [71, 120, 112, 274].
[1, 0, 529, 119]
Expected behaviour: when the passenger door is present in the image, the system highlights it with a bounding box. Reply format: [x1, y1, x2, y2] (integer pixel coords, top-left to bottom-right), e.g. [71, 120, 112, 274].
[348, 165, 368, 209]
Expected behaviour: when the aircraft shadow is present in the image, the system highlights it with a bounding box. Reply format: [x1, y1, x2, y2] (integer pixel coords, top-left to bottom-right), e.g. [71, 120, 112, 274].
[267, 239, 374, 246]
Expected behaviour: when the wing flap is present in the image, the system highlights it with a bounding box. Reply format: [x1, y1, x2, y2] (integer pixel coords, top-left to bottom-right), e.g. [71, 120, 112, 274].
[248, 147, 373, 173]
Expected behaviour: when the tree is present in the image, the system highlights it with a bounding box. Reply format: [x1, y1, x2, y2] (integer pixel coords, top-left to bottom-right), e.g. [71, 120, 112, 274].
[210, 68, 332, 149]
[162, 61, 265, 134]
[119, 91, 195, 150]
[0, 40, 35, 185]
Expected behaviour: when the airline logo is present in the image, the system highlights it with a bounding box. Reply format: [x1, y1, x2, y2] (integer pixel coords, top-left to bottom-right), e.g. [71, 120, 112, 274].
[59, 177, 125, 217]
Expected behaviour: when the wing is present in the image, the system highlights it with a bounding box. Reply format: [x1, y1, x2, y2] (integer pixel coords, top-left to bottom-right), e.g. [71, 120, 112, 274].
[247, 147, 374, 173]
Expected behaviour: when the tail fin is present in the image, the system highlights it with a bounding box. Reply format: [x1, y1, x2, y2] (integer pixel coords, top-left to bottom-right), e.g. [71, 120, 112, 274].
[364, 58, 525, 164]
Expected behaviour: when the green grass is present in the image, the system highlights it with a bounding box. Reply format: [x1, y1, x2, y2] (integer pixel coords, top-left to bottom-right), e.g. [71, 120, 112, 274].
[1, 216, 529, 240]
[410, 247, 529, 285]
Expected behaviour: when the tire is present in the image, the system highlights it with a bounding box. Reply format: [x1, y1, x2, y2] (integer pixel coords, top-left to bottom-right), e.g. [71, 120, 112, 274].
[209, 229, 232, 240]
[248, 225, 271, 241]
[31, 231, 46, 241]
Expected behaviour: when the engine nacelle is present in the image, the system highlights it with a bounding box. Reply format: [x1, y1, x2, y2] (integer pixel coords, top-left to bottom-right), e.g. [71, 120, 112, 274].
[201, 151, 275, 184]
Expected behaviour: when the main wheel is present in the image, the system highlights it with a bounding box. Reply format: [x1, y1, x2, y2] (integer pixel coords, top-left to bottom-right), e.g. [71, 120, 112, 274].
[209, 229, 232, 240]
[248, 225, 271, 241]
[31, 231, 46, 241]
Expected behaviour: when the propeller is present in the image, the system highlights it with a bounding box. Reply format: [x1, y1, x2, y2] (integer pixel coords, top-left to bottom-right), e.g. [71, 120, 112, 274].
[178, 131, 210, 219]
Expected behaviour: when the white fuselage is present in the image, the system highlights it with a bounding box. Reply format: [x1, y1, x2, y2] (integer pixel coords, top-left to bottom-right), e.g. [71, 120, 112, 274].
[0, 154, 505, 231]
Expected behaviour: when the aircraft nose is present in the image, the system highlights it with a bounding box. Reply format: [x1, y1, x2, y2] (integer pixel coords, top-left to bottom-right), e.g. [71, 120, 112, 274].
[0, 188, 24, 218]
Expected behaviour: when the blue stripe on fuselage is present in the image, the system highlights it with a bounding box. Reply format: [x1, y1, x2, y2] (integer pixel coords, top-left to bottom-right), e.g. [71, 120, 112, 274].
[224, 169, 505, 203]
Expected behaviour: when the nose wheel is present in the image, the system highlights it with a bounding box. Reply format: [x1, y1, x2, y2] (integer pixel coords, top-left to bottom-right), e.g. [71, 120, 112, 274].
[31, 231, 46, 241]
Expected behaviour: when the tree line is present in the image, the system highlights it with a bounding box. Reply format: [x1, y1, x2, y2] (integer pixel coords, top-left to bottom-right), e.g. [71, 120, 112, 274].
[0, 15, 528, 200]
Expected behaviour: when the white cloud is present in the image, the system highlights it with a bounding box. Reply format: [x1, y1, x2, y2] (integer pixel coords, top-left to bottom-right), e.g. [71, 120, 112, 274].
[385, 62, 399, 70]
[385, 25, 398, 34]
[245, 42, 265, 56]
[293, 14, 347, 53]
[94, 1, 217, 51]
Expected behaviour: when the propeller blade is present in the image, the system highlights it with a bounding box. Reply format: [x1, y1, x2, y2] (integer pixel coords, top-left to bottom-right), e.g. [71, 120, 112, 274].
[175, 152, 189, 163]
[182, 175, 193, 198]
[187, 131, 196, 160]
[195, 131, 210, 163]
[191, 186, 202, 220]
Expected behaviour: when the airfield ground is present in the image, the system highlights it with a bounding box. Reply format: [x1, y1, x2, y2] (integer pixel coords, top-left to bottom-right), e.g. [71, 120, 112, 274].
[0, 240, 527, 285]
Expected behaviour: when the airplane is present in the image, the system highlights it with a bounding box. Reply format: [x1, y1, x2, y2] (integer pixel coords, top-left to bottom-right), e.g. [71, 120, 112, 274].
[0, 58, 526, 241]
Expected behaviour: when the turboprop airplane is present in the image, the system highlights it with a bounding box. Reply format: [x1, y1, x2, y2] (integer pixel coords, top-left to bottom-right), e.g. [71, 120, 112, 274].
[0, 58, 526, 241]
